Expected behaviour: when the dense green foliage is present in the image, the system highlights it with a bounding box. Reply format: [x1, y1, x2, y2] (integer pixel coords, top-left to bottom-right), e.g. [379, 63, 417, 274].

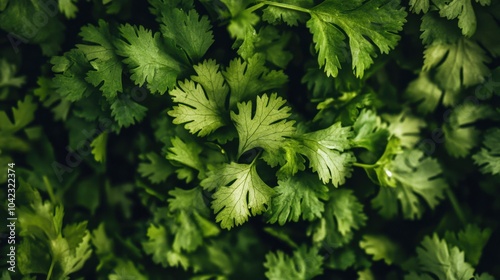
[1, 0, 499, 279]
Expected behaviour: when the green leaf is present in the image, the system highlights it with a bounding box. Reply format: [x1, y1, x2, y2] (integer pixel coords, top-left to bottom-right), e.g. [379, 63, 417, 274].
[409, 0, 430, 13]
[444, 225, 492, 266]
[308, 0, 406, 77]
[231, 93, 296, 157]
[0, 95, 37, 134]
[59, 0, 79, 18]
[413, 234, 475, 280]
[262, 0, 314, 26]
[110, 95, 148, 127]
[201, 162, 275, 229]
[159, 8, 214, 62]
[168, 60, 229, 136]
[264, 245, 323, 280]
[138, 152, 174, 184]
[77, 20, 123, 99]
[90, 131, 108, 163]
[51, 49, 95, 102]
[473, 128, 500, 175]
[116, 24, 184, 94]
[142, 224, 189, 269]
[439, 0, 491, 37]
[166, 136, 204, 180]
[383, 110, 426, 148]
[443, 104, 493, 158]
[405, 71, 443, 114]
[267, 173, 329, 225]
[223, 54, 288, 107]
[168, 187, 220, 252]
[297, 122, 355, 186]
[310, 189, 367, 248]
[0, 59, 25, 89]
[359, 234, 401, 265]
[421, 13, 490, 101]
[109, 260, 148, 280]
[372, 148, 447, 219]
[352, 109, 390, 152]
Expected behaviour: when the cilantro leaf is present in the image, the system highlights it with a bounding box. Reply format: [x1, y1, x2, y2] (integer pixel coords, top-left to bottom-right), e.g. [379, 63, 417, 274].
[142, 224, 189, 269]
[412, 234, 475, 280]
[308, 0, 406, 78]
[51, 49, 95, 102]
[231, 93, 296, 157]
[166, 136, 205, 181]
[0, 95, 37, 134]
[77, 20, 123, 99]
[409, 0, 430, 13]
[443, 104, 493, 158]
[90, 131, 108, 162]
[421, 13, 490, 102]
[310, 189, 367, 248]
[405, 71, 443, 114]
[264, 245, 324, 280]
[168, 187, 220, 252]
[473, 128, 500, 175]
[110, 94, 148, 128]
[372, 148, 447, 219]
[159, 8, 214, 62]
[297, 122, 355, 186]
[444, 224, 492, 266]
[223, 54, 288, 107]
[59, 0, 79, 18]
[109, 260, 148, 280]
[359, 234, 401, 265]
[168, 60, 229, 136]
[138, 152, 174, 183]
[352, 109, 390, 152]
[262, 0, 314, 26]
[439, 0, 491, 37]
[0, 59, 25, 90]
[383, 110, 426, 148]
[201, 162, 275, 229]
[116, 24, 184, 94]
[17, 181, 92, 279]
[267, 173, 329, 225]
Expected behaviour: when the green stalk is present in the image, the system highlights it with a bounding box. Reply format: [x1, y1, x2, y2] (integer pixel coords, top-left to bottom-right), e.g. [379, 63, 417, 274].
[43, 176, 57, 205]
[246, 1, 312, 15]
[46, 257, 56, 280]
[445, 187, 467, 225]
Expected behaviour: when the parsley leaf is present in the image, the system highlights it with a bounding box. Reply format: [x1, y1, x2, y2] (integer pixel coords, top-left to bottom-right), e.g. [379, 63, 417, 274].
[201, 162, 275, 229]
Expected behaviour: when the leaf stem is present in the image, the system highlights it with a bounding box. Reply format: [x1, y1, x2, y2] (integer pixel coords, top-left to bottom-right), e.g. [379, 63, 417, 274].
[246, 1, 312, 15]
[43, 176, 57, 205]
[261, 1, 312, 14]
[352, 162, 377, 169]
[445, 187, 466, 225]
[46, 257, 56, 280]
